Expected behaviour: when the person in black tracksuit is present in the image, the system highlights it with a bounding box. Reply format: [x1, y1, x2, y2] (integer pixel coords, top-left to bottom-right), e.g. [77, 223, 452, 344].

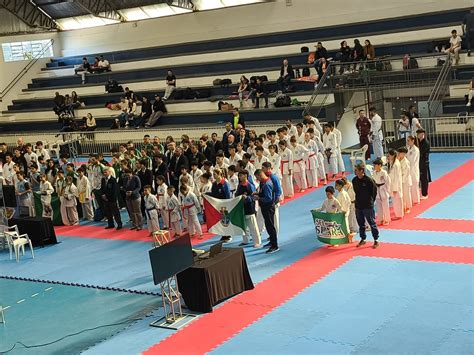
[100, 168, 122, 230]
[417, 129, 431, 199]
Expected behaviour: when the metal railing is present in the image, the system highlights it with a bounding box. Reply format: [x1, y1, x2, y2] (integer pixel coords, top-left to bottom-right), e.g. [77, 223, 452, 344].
[427, 54, 452, 117]
[384, 116, 473, 151]
[0, 39, 55, 102]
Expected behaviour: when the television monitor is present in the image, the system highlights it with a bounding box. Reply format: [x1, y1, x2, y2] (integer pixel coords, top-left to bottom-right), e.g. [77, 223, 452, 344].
[148, 234, 194, 285]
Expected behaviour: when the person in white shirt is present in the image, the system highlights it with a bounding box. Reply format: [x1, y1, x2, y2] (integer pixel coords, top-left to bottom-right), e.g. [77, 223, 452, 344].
[155, 175, 168, 229]
[278, 140, 294, 198]
[369, 107, 384, 159]
[316, 186, 342, 213]
[285, 119, 298, 138]
[372, 158, 391, 225]
[398, 112, 411, 140]
[342, 177, 358, 234]
[39, 173, 54, 219]
[289, 135, 309, 193]
[190, 161, 203, 198]
[35, 141, 51, 161]
[331, 123, 346, 176]
[303, 132, 319, 188]
[267, 144, 282, 180]
[406, 136, 420, 204]
[444, 29, 462, 65]
[215, 152, 229, 170]
[335, 179, 354, 241]
[466, 78, 474, 107]
[165, 186, 182, 236]
[227, 165, 239, 196]
[228, 145, 242, 167]
[178, 167, 195, 192]
[98, 55, 111, 71]
[76, 167, 93, 221]
[307, 128, 326, 184]
[24, 144, 38, 168]
[2, 153, 15, 185]
[143, 185, 160, 236]
[199, 173, 212, 213]
[179, 185, 203, 239]
[254, 146, 269, 170]
[397, 147, 413, 214]
[295, 123, 305, 144]
[387, 149, 404, 219]
[322, 124, 338, 179]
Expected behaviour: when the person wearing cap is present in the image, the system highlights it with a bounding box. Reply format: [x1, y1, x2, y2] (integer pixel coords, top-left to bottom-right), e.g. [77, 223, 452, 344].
[417, 129, 431, 199]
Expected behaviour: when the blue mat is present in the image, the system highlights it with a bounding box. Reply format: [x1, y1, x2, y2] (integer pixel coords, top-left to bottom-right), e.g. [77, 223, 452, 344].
[420, 181, 474, 220]
[211, 257, 474, 354]
[0, 278, 161, 354]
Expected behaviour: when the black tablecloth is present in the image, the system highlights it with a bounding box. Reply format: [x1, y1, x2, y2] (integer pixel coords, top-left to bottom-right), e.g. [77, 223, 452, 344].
[177, 248, 254, 313]
[9, 217, 58, 247]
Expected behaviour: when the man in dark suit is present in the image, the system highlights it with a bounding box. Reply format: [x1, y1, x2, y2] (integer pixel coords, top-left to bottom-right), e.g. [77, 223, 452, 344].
[237, 127, 250, 150]
[170, 147, 189, 190]
[199, 138, 215, 164]
[165, 142, 176, 168]
[189, 144, 206, 168]
[277, 59, 294, 92]
[210, 132, 224, 154]
[101, 168, 122, 230]
[222, 123, 236, 152]
[136, 159, 153, 215]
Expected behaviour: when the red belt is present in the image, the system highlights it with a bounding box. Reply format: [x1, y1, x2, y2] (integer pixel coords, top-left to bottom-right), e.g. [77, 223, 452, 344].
[294, 159, 303, 163]
[280, 160, 289, 173]
[308, 153, 316, 158]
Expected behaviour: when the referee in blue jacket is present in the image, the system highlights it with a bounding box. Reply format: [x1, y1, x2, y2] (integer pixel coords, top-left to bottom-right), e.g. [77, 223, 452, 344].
[254, 169, 279, 254]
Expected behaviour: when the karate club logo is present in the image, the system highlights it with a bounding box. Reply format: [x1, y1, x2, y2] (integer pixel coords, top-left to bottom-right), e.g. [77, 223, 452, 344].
[220, 207, 230, 227]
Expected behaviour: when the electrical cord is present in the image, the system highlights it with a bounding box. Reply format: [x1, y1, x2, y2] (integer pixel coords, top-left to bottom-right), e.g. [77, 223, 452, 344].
[0, 317, 143, 354]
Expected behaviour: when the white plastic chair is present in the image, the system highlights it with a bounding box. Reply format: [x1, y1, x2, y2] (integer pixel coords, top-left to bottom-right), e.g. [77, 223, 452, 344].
[349, 144, 368, 171]
[4, 228, 35, 262]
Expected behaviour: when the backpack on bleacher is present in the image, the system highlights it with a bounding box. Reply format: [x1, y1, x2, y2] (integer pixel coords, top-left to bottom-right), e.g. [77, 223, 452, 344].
[301, 46, 309, 53]
[213, 79, 222, 86]
[195, 88, 211, 99]
[220, 78, 232, 87]
[259, 75, 268, 82]
[274, 94, 291, 107]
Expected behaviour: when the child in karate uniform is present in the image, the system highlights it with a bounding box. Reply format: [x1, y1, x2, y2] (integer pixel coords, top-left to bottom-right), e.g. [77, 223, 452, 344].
[322, 124, 338, 180]
[303, 132, 319, 188]
[179, 185, 203, 239]
[39, 173, 54, 219]
[341, 177, 358, 234]
[227, 165, 239, 196]
[335, 179, 352, 241]
[406, 136, 420, 205]
[190, 160, 203, 198]
[165, 186, 182, 236]
[278, 140, 294, 198]
[155, 175, 168, 229]
[397, 147, 412, 213]
[387, 149, 404, 219]
[144, 185, 160, 236]
[317, 186, 342, 213]
[76, 167, 94, 221]
[63, 175, 79, 226]
[267, 144, 282, 181]
[372, 158, 391, 225]
[307, 128, 327, 184]
[289, 135, 309, 192]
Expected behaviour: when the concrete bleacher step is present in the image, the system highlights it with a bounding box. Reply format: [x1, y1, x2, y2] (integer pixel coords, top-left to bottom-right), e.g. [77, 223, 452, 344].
[36, 26, 458, 79]
[2, 93, 324, 122]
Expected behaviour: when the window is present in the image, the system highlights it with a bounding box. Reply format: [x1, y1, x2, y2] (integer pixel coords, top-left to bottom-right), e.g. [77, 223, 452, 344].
[2, 39, 54, 62]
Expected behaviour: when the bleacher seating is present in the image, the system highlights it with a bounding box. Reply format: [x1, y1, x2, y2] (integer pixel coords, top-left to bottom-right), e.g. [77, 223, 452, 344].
[1, 8, 473, 133]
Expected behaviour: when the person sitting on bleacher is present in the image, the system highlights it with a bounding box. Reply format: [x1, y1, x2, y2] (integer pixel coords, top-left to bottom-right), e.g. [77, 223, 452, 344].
[135, 96, 152, 128]
[254, 77, 268, 109]
[112, 97, 129, 128]
[163, 69, 176, 100]
[53, 92, 66, 117]
[74, 57, 91, 84]
[364, 39, 375, 61]
[98, 55, 111, 72]
[444, 29, 462, 66]
[352, 39, 364, 71]
[277, 59, 294, 92]
[338, 41, 353, 74]
[238, 75, 250, 108]
[124, 87, 135, 101]
[145, 95, 167, 128]
[313, 42, 328, 78]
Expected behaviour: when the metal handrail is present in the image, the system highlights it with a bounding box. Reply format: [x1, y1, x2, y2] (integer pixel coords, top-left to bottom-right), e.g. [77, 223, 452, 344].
[427, 54, 451, 116]
[0, 39, 54, 101]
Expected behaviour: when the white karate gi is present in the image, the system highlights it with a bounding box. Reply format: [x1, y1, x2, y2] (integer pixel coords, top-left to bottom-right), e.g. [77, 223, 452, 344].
[290, 144, 309, 191]
[55, 178, 69, 226]
[314, 136, 326, 181]
[322, 131, 338, 176]
[228, 174, 239, 196]
[399, 157, 413, 211]
[318, 198, 342, 213]
[344, 182, 358, 233]
[156, 182, 168, 228]
[373, 169, 391, 224]
[303, 139, 319, 188]
[407, 145, 420, 204]
[145, 194, 160, 233]
[190, 168, 203, 198]
[336, 189, 351, 232]
[180, 191, 202, 237]
[268, 153, 282, 180]
[279, 147, 294, 197]
[370, 113, 384, 158]
[388, 159, 404, 218]
[229, 153, 243, 167]
[77, 175, 93, 220]
[63, 184, 79, 226]
[333, 128, 346, 174]
[165, 194, 182, 235]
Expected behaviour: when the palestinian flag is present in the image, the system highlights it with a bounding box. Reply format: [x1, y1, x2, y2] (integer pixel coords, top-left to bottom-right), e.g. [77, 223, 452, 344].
[203, 195, 246, 236]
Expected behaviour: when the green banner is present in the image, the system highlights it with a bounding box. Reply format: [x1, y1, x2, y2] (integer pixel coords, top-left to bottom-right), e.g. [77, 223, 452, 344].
[33, 192, 64, 226]
[311, 210, 349, 245]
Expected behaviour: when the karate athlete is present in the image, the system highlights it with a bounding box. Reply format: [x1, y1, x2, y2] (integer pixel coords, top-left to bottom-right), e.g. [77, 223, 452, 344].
[341, 176, 358, 234]
[267, 144, 282, 181]
[387, 149, 404, 219]
[322, 124, 338, 180]
[254, 146, 269, 170]
[155, 175, 168, 229]
[289, 135, 309, 193]
[335, 179, 353, 241]
[143, 185, 160, 235]
[397, 147, 412, 214]
[235, 169, 262, 248]
[179, 185, 203, 239]
[165, 185, 182, 236]
[369, 107, 384, 159]
[331, 123, 346, 176]
[406, 135, 420, 204]
[278, 140, 294, 198]
[372, 158, 391, 225]
[303, 132, 319, 188]
[317, 186, 342, 213]
[307, 128, 327, 184]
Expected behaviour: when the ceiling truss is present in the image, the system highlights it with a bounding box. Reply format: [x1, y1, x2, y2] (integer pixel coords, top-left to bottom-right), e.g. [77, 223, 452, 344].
[0, 0, 59, 30]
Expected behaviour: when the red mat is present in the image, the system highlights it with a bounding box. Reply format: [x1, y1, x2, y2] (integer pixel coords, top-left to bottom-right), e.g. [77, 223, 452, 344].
[144, 242, 474, 355]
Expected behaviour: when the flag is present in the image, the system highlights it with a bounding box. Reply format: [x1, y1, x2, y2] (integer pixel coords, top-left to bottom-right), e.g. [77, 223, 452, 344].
[203, 195, 246, 236]
[311, 210, 349, 245]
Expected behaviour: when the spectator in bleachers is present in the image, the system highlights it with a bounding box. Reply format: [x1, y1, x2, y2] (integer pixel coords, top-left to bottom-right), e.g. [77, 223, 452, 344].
[398, 112, 411, 139]
[466, 78, 474, 107]
[81, 113, 96, 131]
[314, 42, 328, 78]
[135, 96, 152, 128]
[338, 40, 352, 74]
[145, 95, 167, 128]
[238, 75, 250, 108]
[353, 39, 364, 62]
[364, 40, 375, 60]
[124, 87, 135, 101]
[355, 109, 371, 161]
[67, 91, 81, 117]
[53, 92, 66, 117]
[74, 57, 91, 84]
[277, 59, 294, 92]
[90, 56, 100, 72]
[163, 69, 176, 100]
[463, 9, 474, 57]
[98, 55, 111, 72]
[254, 77, 269, 109]
[114, 97, 129, 128]
[444, 29, 462, 66]
[316, 57, 329, 81]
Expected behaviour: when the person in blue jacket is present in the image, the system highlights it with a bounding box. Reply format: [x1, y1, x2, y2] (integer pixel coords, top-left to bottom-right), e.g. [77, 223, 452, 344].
[262, 161, 283, 235]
